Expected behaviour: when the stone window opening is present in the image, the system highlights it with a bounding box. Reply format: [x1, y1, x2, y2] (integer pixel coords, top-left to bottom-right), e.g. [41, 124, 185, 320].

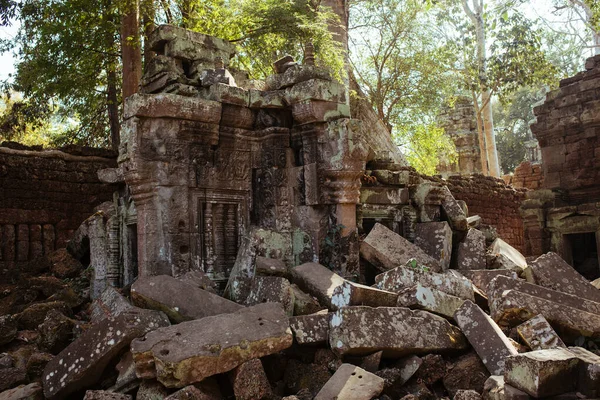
[563, 232, 600, 281]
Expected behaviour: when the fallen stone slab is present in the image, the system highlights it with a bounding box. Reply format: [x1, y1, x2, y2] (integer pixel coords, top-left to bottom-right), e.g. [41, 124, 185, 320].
[255, 256, 290, 278]
[131, 274, 243, 323]
[489, 239, 528, 274]
[454, 300, 518, 375]
[42, 309, 170, 399]
[397, 283, 466, 319]
[291, 284, 323, 316]
[441, 186, 468, 231]
[314, 363, 385, 400]
[525, 252, 600, 303]
[90, 286, 135, 323]
[83, 391, 132, 400]
[504, 348, 579, 397]
[374, 264, 474, 300]
[329, 306, 467, 357]
[290, 262, 345, 310]
[245, 276, 295, 316]
[290, 312, 330, 345]
[356, 351, 383, 373]
[0, 383, 43, 400]
[230, 358, 272, 400]
[456, 229, 487, 271]
[177, 270, 217, 293]
[443, 352, 490, 397]
[360, 223, 441, 273]
[131, 303, 293, 388]
[460, 270, 518, 293]
[331, 281, 398, 310]
[567, 346, 600, 398]
[414, 221, 452, 271]
[482, 376, 504, 400]
[516, 315, 566, 351]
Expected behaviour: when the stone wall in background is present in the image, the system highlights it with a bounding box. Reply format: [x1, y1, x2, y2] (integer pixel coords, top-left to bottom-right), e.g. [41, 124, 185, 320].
[510, 161, 543, 190]
[0, 142, 118, 278]
[444, 174, 527, 253]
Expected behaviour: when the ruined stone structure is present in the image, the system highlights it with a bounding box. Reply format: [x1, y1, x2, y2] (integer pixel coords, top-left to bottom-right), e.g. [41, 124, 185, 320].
[437, 96, 482, 177]
[511, 160, 543, 190]
[0, 143, 117, 282]
[522, 54, 600, 279]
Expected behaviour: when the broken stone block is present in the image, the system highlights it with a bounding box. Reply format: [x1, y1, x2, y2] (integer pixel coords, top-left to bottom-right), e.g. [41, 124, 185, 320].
[525, 252, 600, 303]
[454, 300, 518, 375]
[374, 265, 474, 300]
[274, 55, 296, 74]
[290, 312, 330, 345]
[329, 306, 467, 357]
[177, 270, 217, 293]
[0, 315, 17, 346]
[137, 380, 168, 400]
[90, 286, 135, 323]
[460, 270, 518, 293]
[441, 186, 468, 231]
[454, 390, 482, 400]
[291, 284, 323, 316]
[331, 281, 398, 310]
[397, 283, 466, 319]
[256, 256, 290, 278]
[0, 382, 43, 400]
[131, 303, 293, 388]
[314, 349, 343, 372]
[314, 363, 385, 400]
[42, 309, 170, 399]
[504, 348, 579, 397]
[567, 346, 600, 398]
[488, 239, 527, 274]
[414, 221, 452, 271]
[290, 262, 345, 310]
[414, 354, 445, 385]
[37, 309, 76, 354]
[111, 351, 138, 393]
[359, 187, 409, 205]
[164, 379, 222, 400]
[131, 274, 242, 323]
[482, 376, 504, 400]
[357, 351, 383, 373]
[516, 315, 566, 351]
[17, 301, 71, 330]
[443, 352, 490, 397]
[377, 356, 422, 391]
[83, 391, 132, 400]
[360, 223, 442, 272]
[245, 276, 295, 316]
[230, 358, 272, 400]
[456, 229, 487, 271]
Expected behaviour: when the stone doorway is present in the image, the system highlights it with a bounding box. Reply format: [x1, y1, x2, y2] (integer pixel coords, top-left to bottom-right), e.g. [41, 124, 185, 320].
[563, 232, 600, 281]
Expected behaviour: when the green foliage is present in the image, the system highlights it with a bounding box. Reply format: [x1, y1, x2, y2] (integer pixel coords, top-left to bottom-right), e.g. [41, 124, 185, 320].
[400, 122, 457, 176]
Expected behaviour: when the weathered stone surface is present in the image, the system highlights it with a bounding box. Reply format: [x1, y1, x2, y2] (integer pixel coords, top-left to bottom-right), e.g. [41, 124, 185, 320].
[177, 270, 217, 293]
[516, 315, 566, 351]
[489, 239, 527, 274]
[291, 284, 323, 316]
[443, 352, 490, 397]
[0, 366, 27, 392]
[482, 376, 504, 400]
[374, 265, 474, 300]
[42, 308, 169, 399]
[0, 315, 17, 346]
[454, 300, 518, 375]
[111, 351, 138, 393]
[414, 222, 452, 271]
[329, 306, 468, 357]
[284, 360, 332, 397]
[525, 252, 600, 303]
[124, 93, 222, 123]
[164, 383, 222, 400]
[131, 275, 242, 323]
[0, 382, 43, 400]
[397, 283, 466, 319]
[48, 248, 82, 279]
[441, 186, 468, 231]
[290, 262, 345, 310]
[414, 354, 445, 385]
[17, 301, 71, 330]
[290, 312, 330, 345]
[83, 391, 132, 400]
[245, 276, 295, 316]
[331, 281, 398, 310]
[456, 229, 487, 271]
[91, 286, 135, 323]
[230, 358, 272, 400]
[137, 380, 168, 400]
[131, 303, 293, 388]
[314, 363, 384, 400]
[284, 79, 346, 104]
[359, 187, 409, 205]
[454, 390, 483, 400]
[504, 349, 579, 398]
[460, 269, 518, 293]
[488, 276, 600, 337]
[361, 223, 441, 272]
[357, 350, 383, 373]
[37, 309, 76, 354]
[567, 346, 600, 398]
[256, 256, 289, 278]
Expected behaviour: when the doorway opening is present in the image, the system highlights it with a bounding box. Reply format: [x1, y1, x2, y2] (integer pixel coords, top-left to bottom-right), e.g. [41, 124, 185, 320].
[564, 232, 599, 280]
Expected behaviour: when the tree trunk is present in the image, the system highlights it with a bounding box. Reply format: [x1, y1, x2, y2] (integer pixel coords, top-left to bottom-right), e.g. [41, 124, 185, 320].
[482, 88, 500, 176]
[320, 0, 349, 105]
[471, 91, 488, 175]
[121, 0, 142, 101]
[142, 0, 156, 67]
[107, 68, 120, 151]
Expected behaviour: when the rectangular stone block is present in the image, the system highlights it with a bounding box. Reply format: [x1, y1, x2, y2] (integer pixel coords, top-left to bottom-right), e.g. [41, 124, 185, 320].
[360, 187, 409, 205]
[414, 222, 452, 271]
[397, 283, 465, 319]
[244, 276, 295, 316]
[456, 229, 487, 271]
[525, 252, 600, 303]
[290, 312, 330, 345]
[331, 281, 398, 310]
[16, 224, 29, 262]
[454, 300, 518, 375]
[314, 364, 385, 400]
[460, 269, 518, 293]
[361, 223, 441, 273]
[568, 346, 600, 397]
[290, 262, 345, 310]
[374, 265, 474, 300]
[504, 349, 579, 398]
[329, 306, 467, 357]
[489, 238, 527, 274]
[516, 315, 566, 351]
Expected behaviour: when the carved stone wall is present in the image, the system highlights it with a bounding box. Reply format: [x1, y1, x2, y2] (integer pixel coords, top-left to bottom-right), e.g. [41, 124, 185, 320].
[0, 143, 117, 280]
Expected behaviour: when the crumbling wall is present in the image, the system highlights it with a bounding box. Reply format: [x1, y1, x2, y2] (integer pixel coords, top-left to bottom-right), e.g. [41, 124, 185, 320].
[0, 143, 117, 277]
[511, 160, 543, 190]
[444, 174, 527, 252]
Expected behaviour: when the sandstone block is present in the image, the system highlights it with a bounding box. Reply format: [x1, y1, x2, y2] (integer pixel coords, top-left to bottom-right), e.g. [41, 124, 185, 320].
[374, 264, 474, 300]
[504, 349, 579, 397]
[290, 262, 345, 310]
[131, 275, 242, 323]
[0, 383, 43, 400]
[361, 223, 441, 272]
[329, 306, 467, 357]
[83, 391, 132, 400]
[454, 390, 482, 400]
[42, 309, 170, 399]
[331, 281, 398, 309]
[443, 352, 490, 397]
[90, 286, 135, 323]
[291, 284, 323, 316]
[503, 384, 530, 400]
[164, 381, 222, 400]
[131, 303, 293, 388]
[255, 256, 290, 278]
[516, 315, 566, 351]
[360, 187, 409, 205]
[460, 270, 518, 293]
[454, 300, 518, 375]
[489, 239, 527, 274]
[568, 346, 600, 397]
[244, 276, 295, 315]
[482, 376, 504, 400]
[177, 270, 217, 293]
[397, 283, 466, 319]
[290, 312, 330, 345]
[414, 221, 452, 271]
[124, 93, 222, 123]
[230, 359, 272, 400]
[441, 186, 468, 231]
[525, 252, 600, 303]
[456, 229, 487, 271]
[0, 315, 17, 346]
[314, 363, 385, 400]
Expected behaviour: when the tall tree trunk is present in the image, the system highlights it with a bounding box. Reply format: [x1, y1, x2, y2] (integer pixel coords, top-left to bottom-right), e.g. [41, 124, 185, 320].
[142, 0, 156, 68]
[107, 68, 120, 150]
[482, 89, 500, 176]
[121, 0, 142, 101]
[320, 0, 349, 105]
[471, 91, 488, 175]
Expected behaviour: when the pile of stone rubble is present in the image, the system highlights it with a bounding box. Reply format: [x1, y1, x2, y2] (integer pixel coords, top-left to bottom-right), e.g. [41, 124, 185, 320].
[2, 215, 599, 399]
